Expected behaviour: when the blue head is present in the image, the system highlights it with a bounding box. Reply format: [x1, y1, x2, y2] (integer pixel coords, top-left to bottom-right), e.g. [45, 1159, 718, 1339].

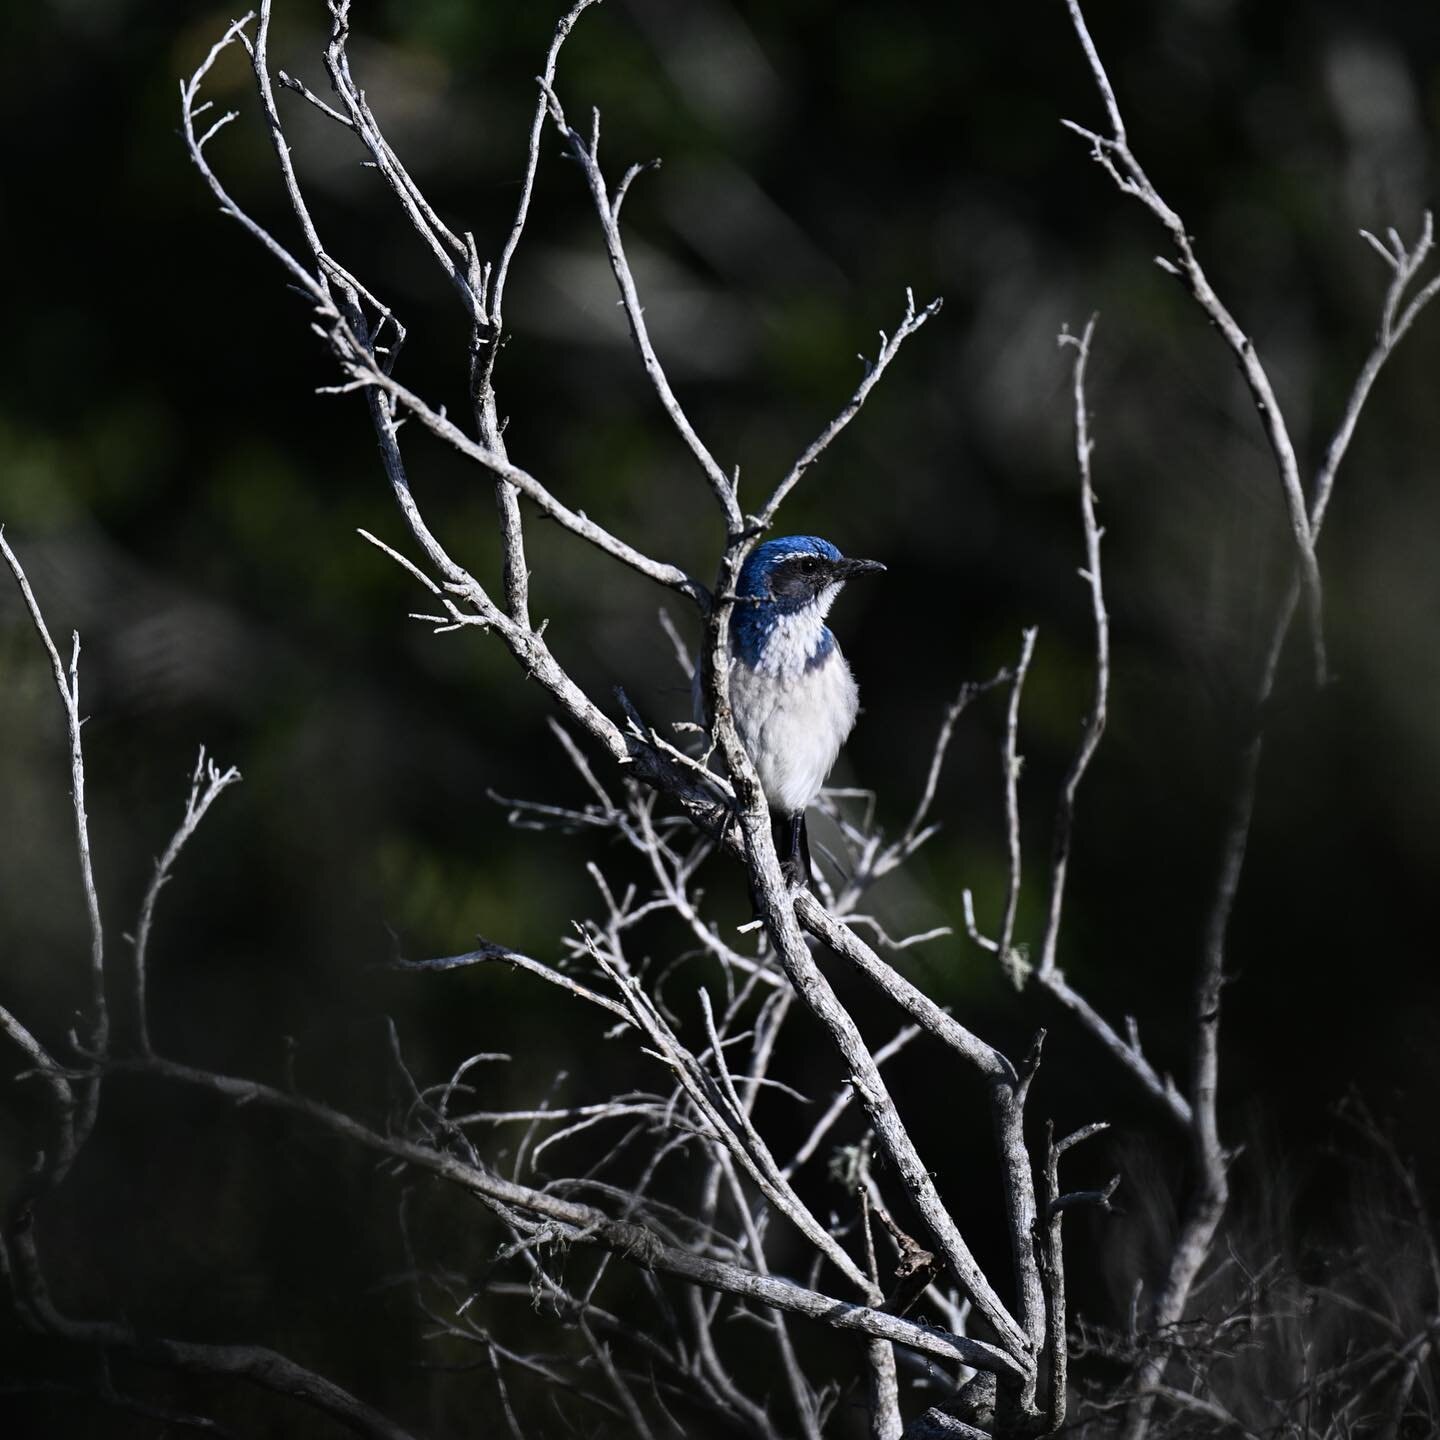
[732, 536, 885, 669]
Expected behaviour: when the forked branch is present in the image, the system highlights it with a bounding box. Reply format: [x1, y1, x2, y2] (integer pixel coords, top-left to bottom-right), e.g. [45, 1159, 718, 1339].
[1060, 0, 1327, 687]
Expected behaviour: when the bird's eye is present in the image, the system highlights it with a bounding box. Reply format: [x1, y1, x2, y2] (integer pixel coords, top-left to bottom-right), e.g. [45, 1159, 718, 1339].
[799, 558, 819, 574]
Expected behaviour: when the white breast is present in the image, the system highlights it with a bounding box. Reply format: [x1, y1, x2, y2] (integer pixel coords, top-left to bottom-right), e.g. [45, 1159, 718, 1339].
[728, 646, 860, 815]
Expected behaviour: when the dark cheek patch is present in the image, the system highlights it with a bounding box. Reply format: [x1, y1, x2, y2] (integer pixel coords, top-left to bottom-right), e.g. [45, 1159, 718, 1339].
[771, 561, 822, 602]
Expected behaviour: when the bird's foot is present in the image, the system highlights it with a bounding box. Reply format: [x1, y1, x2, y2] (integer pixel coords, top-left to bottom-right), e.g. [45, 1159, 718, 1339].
[780, 856, 810, 892]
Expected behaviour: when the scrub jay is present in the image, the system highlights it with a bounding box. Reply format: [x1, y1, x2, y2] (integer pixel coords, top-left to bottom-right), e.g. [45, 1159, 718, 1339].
[725, 535, 885, 886]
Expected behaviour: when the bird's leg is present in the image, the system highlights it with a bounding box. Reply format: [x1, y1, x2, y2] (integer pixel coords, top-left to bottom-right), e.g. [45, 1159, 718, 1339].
[747, 813, 806, 915]
[781, 811, 811, 891]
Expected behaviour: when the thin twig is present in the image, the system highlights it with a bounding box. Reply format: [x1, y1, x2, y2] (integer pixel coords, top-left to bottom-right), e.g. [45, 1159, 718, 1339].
[998, 628, 1038, 977]
[1, 532, 108, 1129]
[758, 288, 943, 526]
[540, 80, 742, 530]
[131, 748, 241, 1054]
[1037, 317, 1108, 979]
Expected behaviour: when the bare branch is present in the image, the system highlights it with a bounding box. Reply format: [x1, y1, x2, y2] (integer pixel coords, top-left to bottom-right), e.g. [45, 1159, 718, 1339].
[252, 3, 334, 296]
[154, 8, 1438, 1431]
[1, 532, 107, 1122]
[132, 748, 241, 1054]
[997, 628, 1037, 974]
[275, 68, 354, 128]
[1037, 317, 1108, 980]
[716, 1154, 822, 1439]
[187, 2, 709, 675]
[657, 606, 695, 683]
[1060, 0, 1327, 686]
[473, 0, 603, 622]
[347, 363, 708, 603]
[118, 1054, 1028, 1381]
[1052, 23, 1440, 1428]
[757, 288, 943, 527]
[387, 941, 635, 1026]
[485, 0, 603, 354]
[1036, 969, 1190, 1128]
[1311, 213, 1440, 536]
[767, 910, 1025, 1355]
[796, 896, 1013, 1086]
[964, 629, 1038, 985]
[0, 1004, 78, 1194]
[540, 82, 742, 530]
[581, 1320, 659, 1440]
[10, 1277, 418, 1440]
[594, 944, 875, 1298]
[868, 664, 1012, 883]
[319, 2, 477, 317]
[179, 15, 325, 302]
[782, 1023, 922, 1180]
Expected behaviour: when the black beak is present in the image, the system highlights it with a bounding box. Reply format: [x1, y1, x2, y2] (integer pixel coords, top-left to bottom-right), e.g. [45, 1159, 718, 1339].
[835, 557, 886, 579]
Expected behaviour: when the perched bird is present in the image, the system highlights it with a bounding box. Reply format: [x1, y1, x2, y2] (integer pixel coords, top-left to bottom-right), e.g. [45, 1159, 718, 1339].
[725, 535, 885, 886]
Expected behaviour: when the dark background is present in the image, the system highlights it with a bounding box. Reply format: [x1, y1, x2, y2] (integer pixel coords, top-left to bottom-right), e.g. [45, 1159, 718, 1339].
[1, 0, 1438, 1433]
